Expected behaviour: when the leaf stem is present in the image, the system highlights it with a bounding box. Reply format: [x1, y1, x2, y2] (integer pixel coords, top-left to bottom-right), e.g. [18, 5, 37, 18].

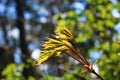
[91, 70, 104, 80]
[73, 40, 89, 65]
[66, 45, 88, 65]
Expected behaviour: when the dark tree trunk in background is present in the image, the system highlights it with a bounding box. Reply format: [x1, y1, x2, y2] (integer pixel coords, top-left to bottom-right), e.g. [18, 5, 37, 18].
[15, 0, 28, 56]
[15, 0, 34, 79]
[1, 18, 9, 45]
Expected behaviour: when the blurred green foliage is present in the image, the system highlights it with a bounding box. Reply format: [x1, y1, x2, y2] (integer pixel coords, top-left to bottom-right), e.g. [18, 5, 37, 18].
[1, 63, 24, 80]
[1, 0, 120, 80]
[53, 0, 120, 80]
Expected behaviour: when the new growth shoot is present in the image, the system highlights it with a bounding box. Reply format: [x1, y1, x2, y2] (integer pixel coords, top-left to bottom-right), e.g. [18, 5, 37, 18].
[35, 26, 104, 80]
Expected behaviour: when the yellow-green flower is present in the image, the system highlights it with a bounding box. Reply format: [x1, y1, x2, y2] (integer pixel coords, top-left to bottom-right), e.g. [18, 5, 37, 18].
[54, 26, 73, 40]
[35, 26, 73, 65]
[35, 50, 54, 65]
[35, 39, 71, 65]
[35, 26, 103, 80]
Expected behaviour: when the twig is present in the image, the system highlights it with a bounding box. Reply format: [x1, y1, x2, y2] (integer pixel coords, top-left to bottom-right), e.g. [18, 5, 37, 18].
[91, 70, 104, 80]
